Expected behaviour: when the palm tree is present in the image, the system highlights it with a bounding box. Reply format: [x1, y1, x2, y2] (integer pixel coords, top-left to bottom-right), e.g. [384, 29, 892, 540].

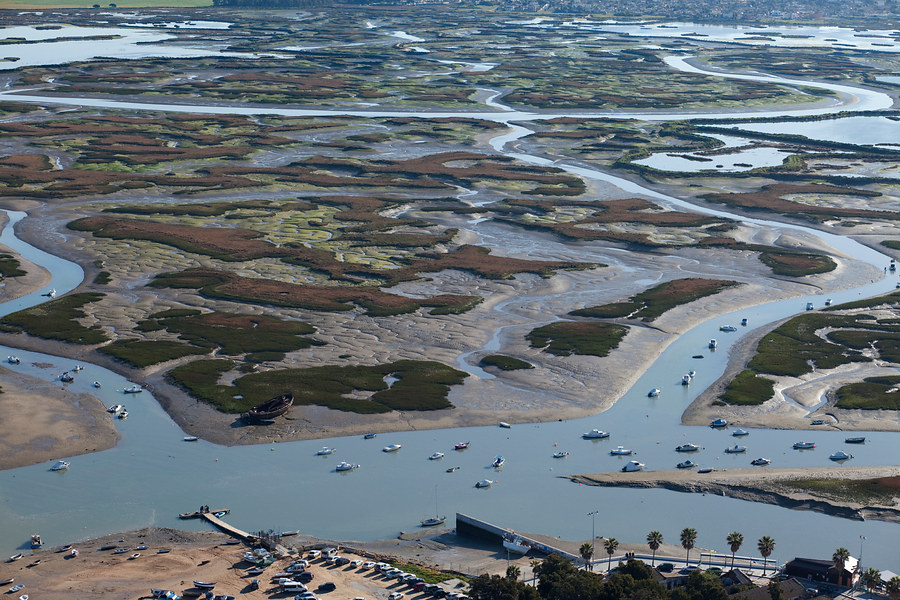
[727, 532, 744, 570]
[680, 528, 698, 566]
[647, 531, 663, 567]
[862, 568, 882, 591]
[758, 536, 776, 575]
[580, 542, 594, 572]
[506, 565, 521, 581]
[885, 575, 900, 600]
[530, 559, 542, 587]
[604, 538, 619, 572]
[832, 547, 850, 586]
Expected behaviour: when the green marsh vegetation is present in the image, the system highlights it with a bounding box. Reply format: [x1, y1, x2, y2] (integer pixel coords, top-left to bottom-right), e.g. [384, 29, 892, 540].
[526, 322, 629, 357]
[779, 476, 900, 505]
[571, 278, 740, 322]
[0, 293, 108, 344]
[479, 355, 534, 371]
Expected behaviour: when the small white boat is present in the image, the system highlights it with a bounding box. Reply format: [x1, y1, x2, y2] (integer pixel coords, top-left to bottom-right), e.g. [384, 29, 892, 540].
[129, 553, 140, 560]
[315, 447, 336, 455]
[724, 445, 747, 454]
[9, 584, 23, 592]
[824, 298, 832, 306]
[582, 429, 610, 439]
[73, 365, 84, 372]
[681, 374, 691, 385]
[475, 479, 494, 488]
[502, 535, 530, 555]
[688, 370, 696, 378]
[70, 549, 79, 557]
[123, 385, 142, 393]
[107, 404, 123, 414]
[364, 433, 376, 439]
[552, 450, 569, 458]
[118, 410, 128, 419]
[676, 460, 697, 469]
[446, 466, 460, 472]
[793, 441, 816, 450]
[806, 302, 814, 310]
[829, 450, 852, 461]
[6, 356, 20, 364]
[492, 455, 505, 468]
[751, 457, 771, 466]
[708, 339, 718, 349]
[50, 459, 70, 471]
[383, 444, 402, 452]
[19, 594, 28, 600]
[697, 467, 715, 474]
[647, 388, 661, 397]
[610, 446, 633, 456]
[93, 381, 101, 388]
[429, 452, 445, 460]
[7, 553, 23, 562]
[710, 418, 728, 428]
[499, 422, 511, 428]
[43, 288, 56, 298]
[454, 441, 470, 450]
[675, 443, 699, 452]
[183, 436, 199, 442]
[335, 461, 358, 472]
[719, 325, 737, 332]
[732, 428, 749, 436]
[621, 460, 644, 472]
[420, 516, 446, 527]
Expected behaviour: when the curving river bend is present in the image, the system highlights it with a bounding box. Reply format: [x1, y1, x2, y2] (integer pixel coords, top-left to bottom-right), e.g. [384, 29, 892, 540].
[1, 53, 899, 569]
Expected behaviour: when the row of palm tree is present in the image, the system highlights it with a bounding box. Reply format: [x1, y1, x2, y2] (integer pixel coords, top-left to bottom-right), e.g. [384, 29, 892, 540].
[833, 546, 900, 594]
[643, 529, 775, 573]
[578, 538, 621, 572]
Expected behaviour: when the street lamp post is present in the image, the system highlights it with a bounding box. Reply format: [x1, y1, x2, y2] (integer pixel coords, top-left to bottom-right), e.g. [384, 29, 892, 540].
[587, 510, 599, 572]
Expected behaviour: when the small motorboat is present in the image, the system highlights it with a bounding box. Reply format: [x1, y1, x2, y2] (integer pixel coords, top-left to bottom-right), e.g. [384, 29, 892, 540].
[732, 428, 749, 436]
[811, 419, 826, 425]
[335, 461, 358, 472]
[429, 452, 444, 460]
[8, 584, 24, 593]
[60, 372, 74, 383]
[676, 460, 697, 469]
[845, 437, 866, 444]
[688, 370, 696, 378]
[8, 553, 23, 562]
[475, 479, 494, 488]
[363, 433, 376, 439]
[454, 441, 470, 450]
[806, 302, 814, 310]
[55, 544, 72, 553]
[553, 451, 569, 458]
[183, 436, 199, 442]
[107, 404, 124, 414]
[681, 374, 691, 385]
[446, 466, 460, 473]
[793, 441, 816, 450]
[156, 548, 171, 554]
[129, 553, 140, 560]
[0, 579, 12, 586]
[30, 535, 41, 548]
[27, 559, 41, 567]
[73, 365, 84, 372]
[675, 443, 699, 452]
[751, 457, 771, 466]
[710, 418, 728, 428]
[724, 445, 747, 454]
[123, 385, 143, 393]
[93, 381, 101, 388]
[6, 356, 20, 364]
[582, 429, 610, 439]
[648, 388, 661, 397]
[50, 459, 70, 471]
[118, 410, 128, 419]
[741, 318, 748, 326]
[499, 422, 511, 428]
[824, 298, 832, 306]
[697, 467, 715, 474]
[830, 451, 853, 461]
[610, 446, 633, 456]
[42, 288, 56, 297]
[420, 516, 446, 527]
[492, 455, 505, 468]
[315, 447, 336, 455]
[245, 567, 265, 575]
[621, 460, 644, 472]
[193, 581, 217, 589]
[692, 354, 704, 359]
[112, 548, 129, 554]
[708, 339, 718, 349]
[719, 325, 737, 332]
[70, 549, 79, 557]
[383, 444, 402, 452]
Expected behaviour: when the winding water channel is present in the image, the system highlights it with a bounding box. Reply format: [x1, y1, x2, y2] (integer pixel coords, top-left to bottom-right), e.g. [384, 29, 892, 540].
[1, 48, 899, 570]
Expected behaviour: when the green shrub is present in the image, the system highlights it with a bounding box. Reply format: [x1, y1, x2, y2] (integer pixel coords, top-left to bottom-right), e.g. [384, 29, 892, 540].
[719, 369, 775, 405]
[99, 339, 210, 367]
[0, 292, 108, 344]
[526, 321, 628, 357]
[480, 355, 534, 371]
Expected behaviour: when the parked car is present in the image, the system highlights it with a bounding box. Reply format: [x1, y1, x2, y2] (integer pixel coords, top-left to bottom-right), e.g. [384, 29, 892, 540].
[389, 593, 405, 600]
[296, 593, 317, 600]
[361, 562, 376, 570]
[296, 572, 314, 583]
[657, 563, 675, 573]
[350, 559, 363, 568]
[317, 582, 336, 592]
[679, 566, 700, 575]
[412, 582, 426, 593]
[335, 557, 351, 566]
[432, 590, 447, 598]
[308, 550, 322, 559]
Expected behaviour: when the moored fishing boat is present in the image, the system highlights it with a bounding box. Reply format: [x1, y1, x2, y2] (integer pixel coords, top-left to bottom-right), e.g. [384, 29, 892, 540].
[845, 436, 866, 444]
[454, 441, 470, 450]
[552, 450, 569, 458]
[383, 444, 402, 452]
[6, 356, 20, 364]
[582, 429, 609, 439]
[50, 459, 70, 471]
[242, 393, 292, 422]
[648, 388, 661, 397]
[123, 384, 143, 394]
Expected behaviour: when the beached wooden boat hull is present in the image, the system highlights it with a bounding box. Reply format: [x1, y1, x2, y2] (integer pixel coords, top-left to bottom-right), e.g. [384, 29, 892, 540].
[242, 393, 293, 422]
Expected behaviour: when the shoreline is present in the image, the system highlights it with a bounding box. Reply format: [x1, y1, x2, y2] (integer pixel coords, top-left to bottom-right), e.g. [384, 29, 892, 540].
[568, 465, 900, 524]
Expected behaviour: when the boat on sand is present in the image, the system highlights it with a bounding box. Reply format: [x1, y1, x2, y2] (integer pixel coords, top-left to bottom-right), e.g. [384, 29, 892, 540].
[242, 393, 293, 422]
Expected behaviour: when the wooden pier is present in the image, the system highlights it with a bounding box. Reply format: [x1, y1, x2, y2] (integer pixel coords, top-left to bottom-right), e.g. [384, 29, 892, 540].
[200, 512, 254, 542]
[178, 508, 230, 520]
